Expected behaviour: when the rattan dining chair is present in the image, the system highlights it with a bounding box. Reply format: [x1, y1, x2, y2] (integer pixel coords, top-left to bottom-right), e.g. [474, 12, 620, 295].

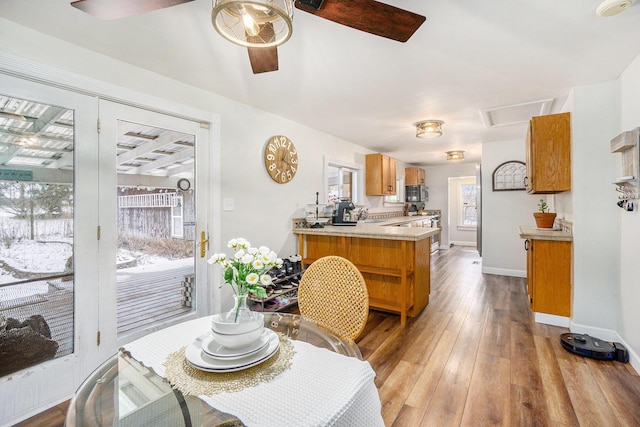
[297, 256, 369, 341]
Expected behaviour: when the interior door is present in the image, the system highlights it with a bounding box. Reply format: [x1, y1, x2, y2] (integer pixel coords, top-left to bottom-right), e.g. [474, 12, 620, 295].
[96, 101, 210, 358]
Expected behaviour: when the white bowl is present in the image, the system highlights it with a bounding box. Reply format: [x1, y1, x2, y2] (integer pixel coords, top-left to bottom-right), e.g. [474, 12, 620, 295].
[211, 325, 264, 349]
[211, 312, 264, 335]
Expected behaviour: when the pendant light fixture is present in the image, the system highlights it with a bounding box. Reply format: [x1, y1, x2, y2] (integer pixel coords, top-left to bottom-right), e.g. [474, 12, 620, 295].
[446, 150, 465, 161]
[596, 0, 635, 16]
[212, 0, 294, 48]
[415, 120, 444, 139]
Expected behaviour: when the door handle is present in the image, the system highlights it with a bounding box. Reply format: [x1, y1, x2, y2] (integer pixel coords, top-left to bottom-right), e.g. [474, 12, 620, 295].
[200, 231, 209, 258]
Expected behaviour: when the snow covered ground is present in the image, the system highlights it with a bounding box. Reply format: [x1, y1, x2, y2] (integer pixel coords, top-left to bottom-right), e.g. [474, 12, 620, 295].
[0, 237, 182, 303]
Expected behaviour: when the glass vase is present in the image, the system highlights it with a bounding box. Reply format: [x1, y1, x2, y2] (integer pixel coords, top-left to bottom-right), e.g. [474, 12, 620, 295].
[227, 293, 255, 323]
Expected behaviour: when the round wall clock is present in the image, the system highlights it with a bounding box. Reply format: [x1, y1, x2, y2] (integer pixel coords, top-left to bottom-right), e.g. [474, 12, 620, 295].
[264, 135, 298, 184]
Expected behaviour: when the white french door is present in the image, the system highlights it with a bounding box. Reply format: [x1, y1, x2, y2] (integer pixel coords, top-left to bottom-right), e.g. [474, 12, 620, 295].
[0, 64, 216, 425]
[0, 71, 100, 425]
[96, 100, 211, 360]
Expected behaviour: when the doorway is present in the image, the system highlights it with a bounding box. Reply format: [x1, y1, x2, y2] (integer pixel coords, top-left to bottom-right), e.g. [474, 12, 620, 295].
[0, 69, 216, 425]
[97, 101, 211, 355]
[448, 176, 478, 247]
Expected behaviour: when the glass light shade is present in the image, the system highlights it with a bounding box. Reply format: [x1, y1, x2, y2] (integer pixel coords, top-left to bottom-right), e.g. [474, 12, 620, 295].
[212, 0, 294, 48]
[415, 120, 444, 138]
[446, 150, 465, 161]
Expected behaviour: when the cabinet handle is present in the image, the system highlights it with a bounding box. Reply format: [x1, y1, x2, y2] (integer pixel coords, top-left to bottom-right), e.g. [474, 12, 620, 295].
[523, 176, 528, 186]
[524, 239, 529, 251]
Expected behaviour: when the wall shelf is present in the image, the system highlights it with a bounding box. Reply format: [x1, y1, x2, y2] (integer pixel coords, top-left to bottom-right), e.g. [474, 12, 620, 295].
[611, 128, 639, 200]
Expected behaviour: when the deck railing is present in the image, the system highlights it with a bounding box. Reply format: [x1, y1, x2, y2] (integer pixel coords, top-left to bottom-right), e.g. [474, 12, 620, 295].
[117, 193, 180, 208]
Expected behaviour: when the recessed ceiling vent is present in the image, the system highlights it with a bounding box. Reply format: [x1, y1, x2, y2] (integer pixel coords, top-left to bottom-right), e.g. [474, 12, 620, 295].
[596, 0, 635, 17]
[479, 99, 554, 128]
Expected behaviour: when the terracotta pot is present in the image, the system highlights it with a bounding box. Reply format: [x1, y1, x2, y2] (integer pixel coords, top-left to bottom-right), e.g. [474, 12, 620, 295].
[533, 212, 557, 228]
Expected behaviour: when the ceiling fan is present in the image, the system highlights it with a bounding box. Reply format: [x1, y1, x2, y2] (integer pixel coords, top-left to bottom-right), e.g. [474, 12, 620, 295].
[70, 0, 426, 74]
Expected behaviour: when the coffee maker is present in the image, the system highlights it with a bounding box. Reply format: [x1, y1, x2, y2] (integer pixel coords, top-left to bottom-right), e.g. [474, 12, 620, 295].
[332, 199, 357, 226]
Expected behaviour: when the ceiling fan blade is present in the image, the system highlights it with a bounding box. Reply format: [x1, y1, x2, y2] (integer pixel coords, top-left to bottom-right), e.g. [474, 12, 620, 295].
[70, 0, 194, 20]
[295, 0, 426, 42]
[246, 23, 279, 74]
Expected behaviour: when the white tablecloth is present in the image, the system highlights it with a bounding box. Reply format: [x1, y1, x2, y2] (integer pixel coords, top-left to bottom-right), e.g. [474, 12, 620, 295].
[124, 316, 384, 427]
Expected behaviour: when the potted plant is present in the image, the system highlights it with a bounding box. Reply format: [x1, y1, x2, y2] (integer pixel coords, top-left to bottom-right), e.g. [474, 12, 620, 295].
[533, 199, 557, 228]
[208, 238, 282, 323]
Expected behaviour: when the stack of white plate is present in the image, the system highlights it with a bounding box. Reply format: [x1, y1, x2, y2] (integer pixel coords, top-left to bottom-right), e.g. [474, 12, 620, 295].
[185, 329, 280, 372]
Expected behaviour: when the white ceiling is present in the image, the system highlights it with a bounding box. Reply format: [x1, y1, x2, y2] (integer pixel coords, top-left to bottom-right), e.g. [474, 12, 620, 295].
[1, 0, 640, 166]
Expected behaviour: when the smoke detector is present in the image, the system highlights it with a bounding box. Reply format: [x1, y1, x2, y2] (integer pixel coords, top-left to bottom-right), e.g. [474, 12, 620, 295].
[596, 0, 635, 16]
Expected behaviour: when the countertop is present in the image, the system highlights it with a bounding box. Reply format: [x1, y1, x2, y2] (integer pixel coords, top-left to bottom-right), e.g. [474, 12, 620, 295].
[518, 225, 573, 241]
[294, 216, 438, 242]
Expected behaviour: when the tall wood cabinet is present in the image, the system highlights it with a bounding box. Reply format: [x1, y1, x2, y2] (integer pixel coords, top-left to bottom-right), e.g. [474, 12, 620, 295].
[366, 153, 396, 196]
[405, 167, 426, 186]
[525, 112, 571, 193]
[525, 238, 571, 317]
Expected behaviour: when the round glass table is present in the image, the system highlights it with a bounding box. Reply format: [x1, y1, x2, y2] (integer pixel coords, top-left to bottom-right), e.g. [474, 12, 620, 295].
[65, 312, 363, 427]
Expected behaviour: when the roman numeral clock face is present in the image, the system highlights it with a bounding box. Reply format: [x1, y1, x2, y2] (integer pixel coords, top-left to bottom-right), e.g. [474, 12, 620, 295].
[264, 135, 298, 184]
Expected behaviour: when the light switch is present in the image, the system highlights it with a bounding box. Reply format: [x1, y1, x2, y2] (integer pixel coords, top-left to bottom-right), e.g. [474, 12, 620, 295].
[223, 198, 234, 211]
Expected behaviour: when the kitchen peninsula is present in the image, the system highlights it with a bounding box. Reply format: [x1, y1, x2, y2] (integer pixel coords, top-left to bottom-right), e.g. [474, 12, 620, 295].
[293, 219, 438, 324]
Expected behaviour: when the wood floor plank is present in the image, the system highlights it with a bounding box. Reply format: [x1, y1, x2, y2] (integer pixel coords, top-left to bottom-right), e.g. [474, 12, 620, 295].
[378, 360, 422, 425]
[533, 335, 579, 426]
[478, 308, 511, 359]
[510, 321, 543, 389]
[558, 358, 621, 426]
[420, 317, 482, 425]
[404, 329, 457, 408]
[585, 357, 640, 426]
[460, 352, 511, 426]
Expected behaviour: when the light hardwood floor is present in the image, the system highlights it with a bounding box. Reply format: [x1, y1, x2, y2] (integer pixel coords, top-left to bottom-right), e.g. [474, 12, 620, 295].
[15, 246, 640, 426]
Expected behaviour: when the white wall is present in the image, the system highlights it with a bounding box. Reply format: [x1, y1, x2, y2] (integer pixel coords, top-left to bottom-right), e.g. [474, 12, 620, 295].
[423, 163, 477, 248]
[567, 81, 620, 334]
[481, 139, 539, 276]
[619, 53, 640, 364]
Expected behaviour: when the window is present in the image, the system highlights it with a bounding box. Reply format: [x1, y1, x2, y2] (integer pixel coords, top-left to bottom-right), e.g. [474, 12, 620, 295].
[384, 178, 405, 205]
[326, 158, 360, 204]
[460, 183, 477, 226]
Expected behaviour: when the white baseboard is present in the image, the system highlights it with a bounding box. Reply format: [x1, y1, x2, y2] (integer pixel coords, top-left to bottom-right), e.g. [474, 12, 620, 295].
[449, 241, 476, 247]
[534, 312, 570, 327]
[481, 267, 526, 277]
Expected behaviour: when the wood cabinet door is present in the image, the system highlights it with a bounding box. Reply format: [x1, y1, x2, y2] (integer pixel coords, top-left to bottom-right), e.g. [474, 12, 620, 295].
[526, 112, 571, 193]
[366, 153, 397, 195]
[386, 157, 396, 195]
[405, 167, 425, 186]
[405, 167, 418, 185]
[530, 239, 571, 317]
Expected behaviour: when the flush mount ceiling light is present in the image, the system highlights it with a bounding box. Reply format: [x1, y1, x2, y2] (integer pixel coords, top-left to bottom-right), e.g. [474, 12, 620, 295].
[446, 150, 465, 161]
[415, 120, 444, 139]
[212, 0, 294, 48]
[596, 0, 635, 16]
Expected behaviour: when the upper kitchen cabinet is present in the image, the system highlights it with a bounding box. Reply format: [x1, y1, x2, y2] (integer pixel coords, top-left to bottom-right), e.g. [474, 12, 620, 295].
[366, 153, 396, 196]
[405, 167, 426, 186]
[525, 112, 571, 193]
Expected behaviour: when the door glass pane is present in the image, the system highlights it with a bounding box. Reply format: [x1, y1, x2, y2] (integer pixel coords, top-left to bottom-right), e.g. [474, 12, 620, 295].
[116, 120, 195, 337]
[0, 94, 74, 376]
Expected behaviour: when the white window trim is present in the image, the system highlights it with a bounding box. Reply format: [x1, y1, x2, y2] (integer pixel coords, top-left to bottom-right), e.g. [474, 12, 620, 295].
[384, 177, 405, 206]
[323, 156, 362, 205]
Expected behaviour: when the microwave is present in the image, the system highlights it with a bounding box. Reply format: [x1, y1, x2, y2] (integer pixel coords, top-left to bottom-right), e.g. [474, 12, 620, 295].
[405, 185, 428, 202]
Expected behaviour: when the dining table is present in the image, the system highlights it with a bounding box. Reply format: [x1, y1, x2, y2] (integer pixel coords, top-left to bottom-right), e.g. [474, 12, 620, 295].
[65, 312, 384, 426]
